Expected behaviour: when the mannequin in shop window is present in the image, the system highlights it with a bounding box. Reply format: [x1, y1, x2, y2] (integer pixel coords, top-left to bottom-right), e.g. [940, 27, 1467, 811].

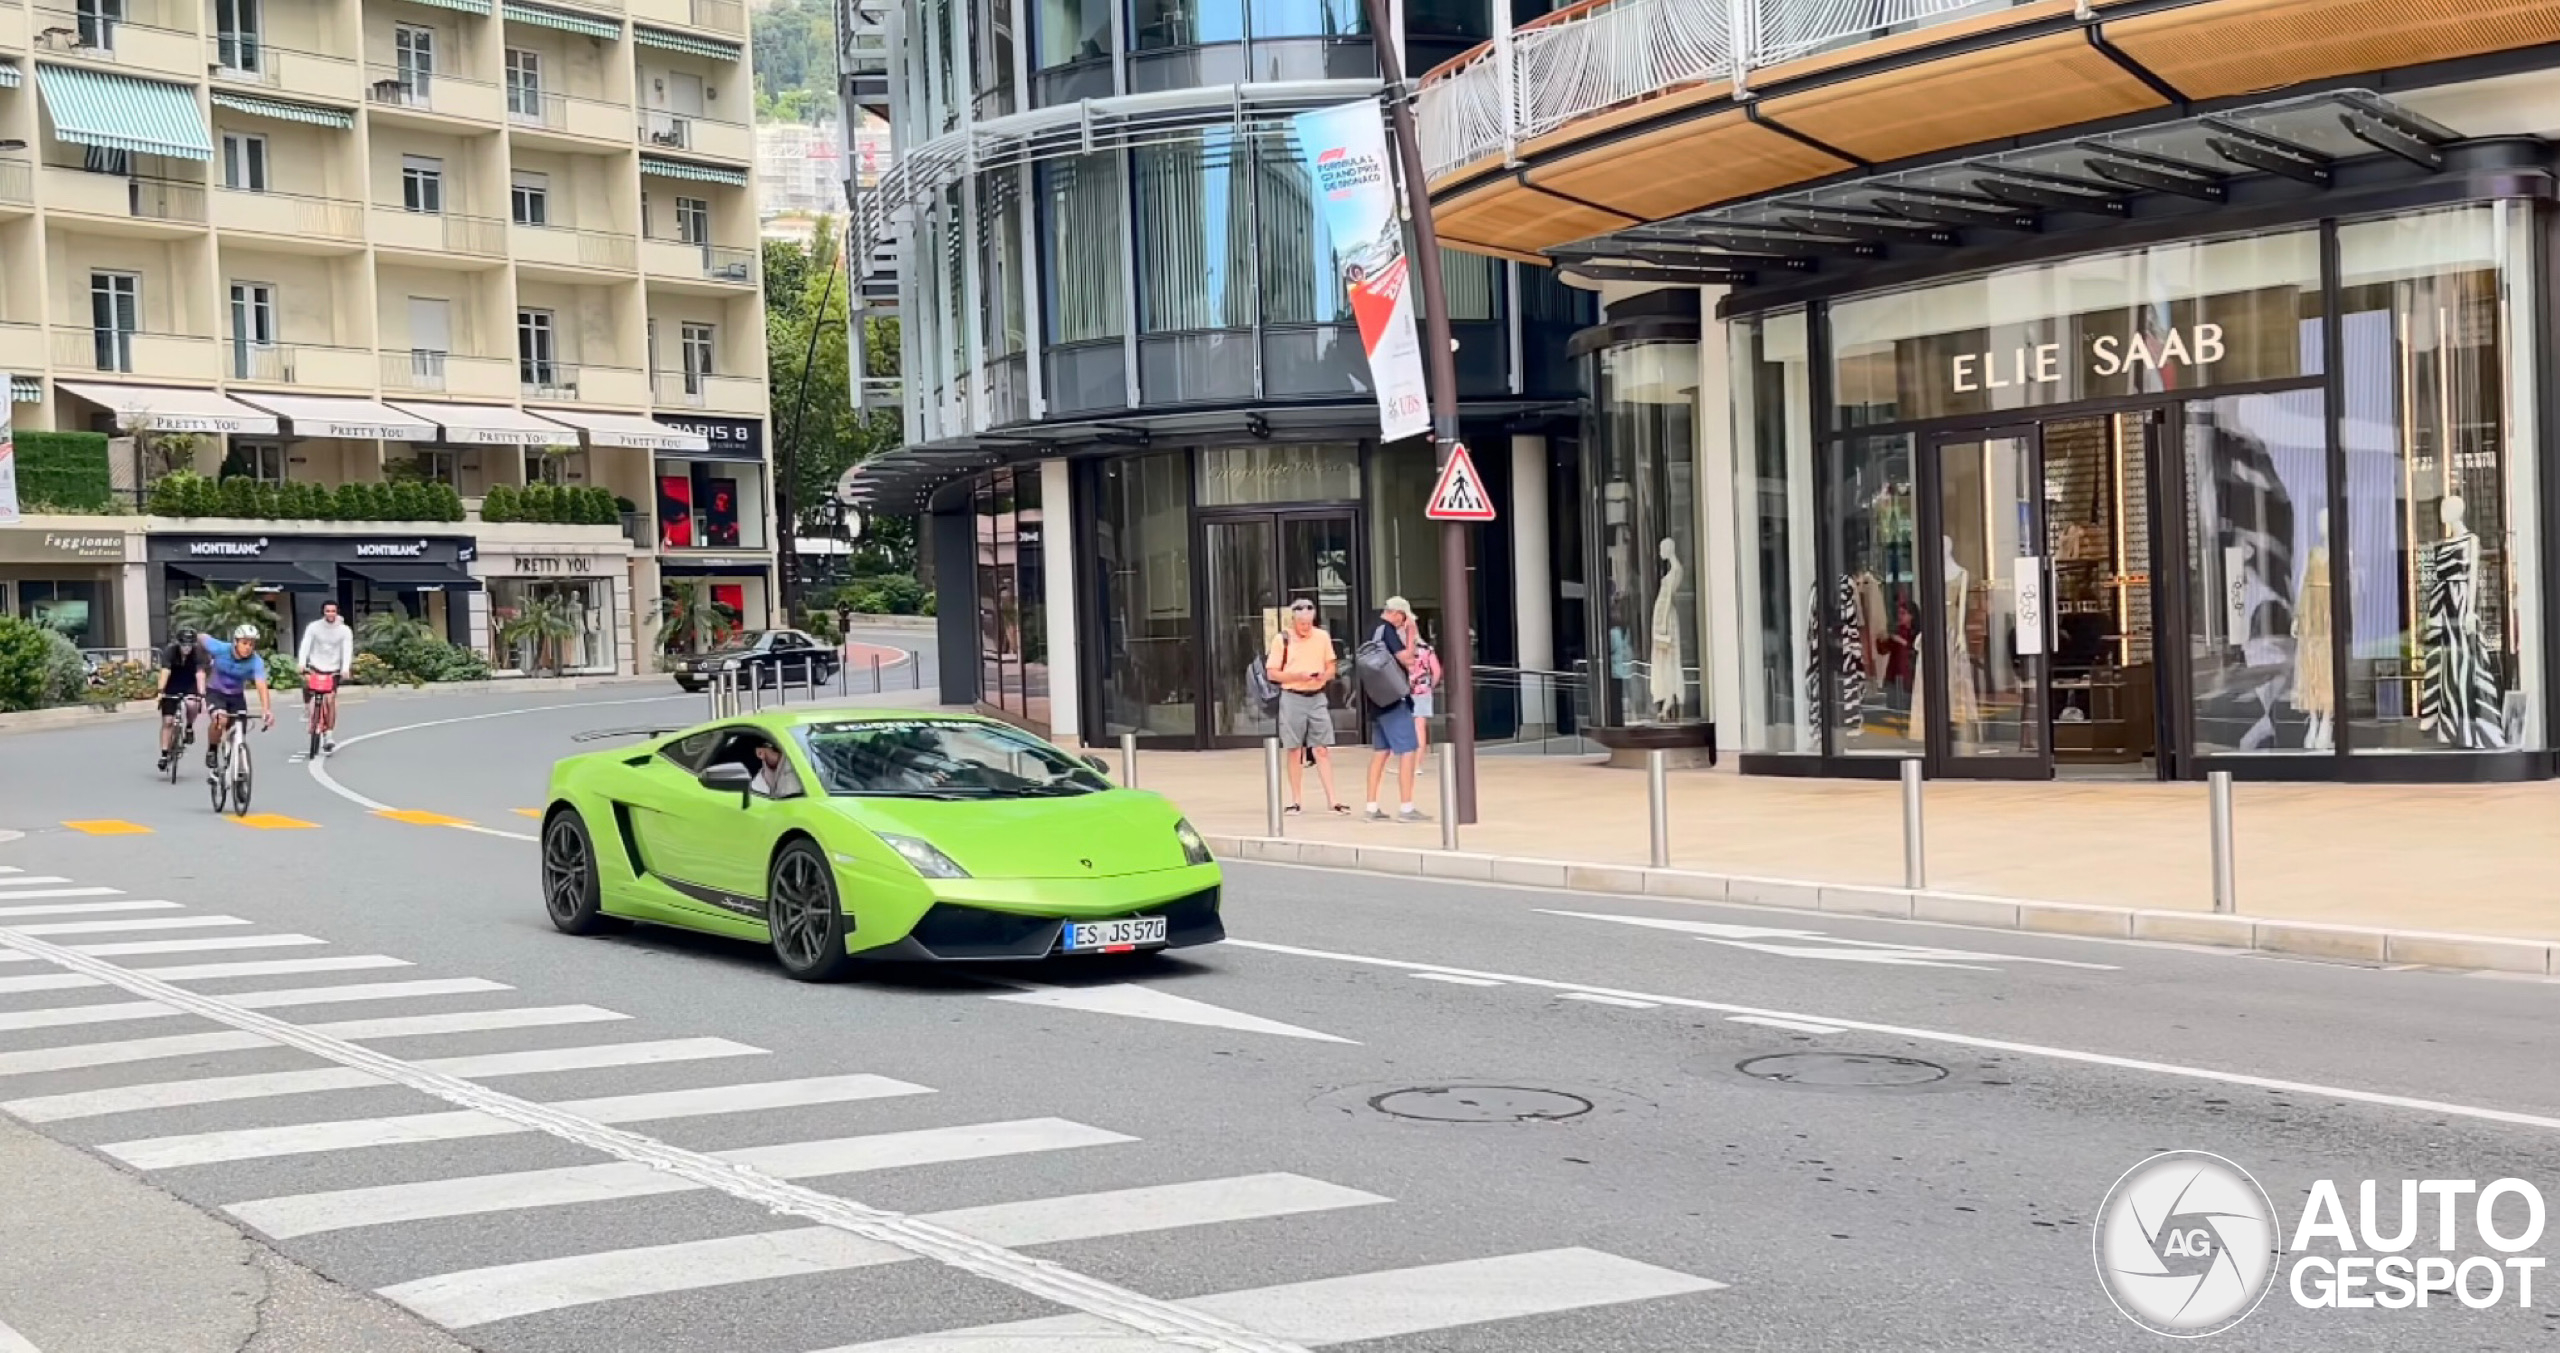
[2291, 509, 2335, 750]
[2419, 494, 2506, 749]
[1648, 538, 1685, 722]
[1942, 536, 1980, 738]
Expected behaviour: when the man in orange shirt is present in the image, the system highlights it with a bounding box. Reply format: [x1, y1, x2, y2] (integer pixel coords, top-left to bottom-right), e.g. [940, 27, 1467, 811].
[1265, 598, 1350, 815]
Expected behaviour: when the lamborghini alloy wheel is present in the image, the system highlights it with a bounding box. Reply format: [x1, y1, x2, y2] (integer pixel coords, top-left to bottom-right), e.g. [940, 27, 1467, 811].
[541, 809, 626, 935]
[767, 839, 856, 982]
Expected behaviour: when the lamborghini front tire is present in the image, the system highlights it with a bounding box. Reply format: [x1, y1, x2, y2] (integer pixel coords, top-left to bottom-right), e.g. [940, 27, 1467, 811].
[542, 808, 628, 936]
[767, 838, 857, 982]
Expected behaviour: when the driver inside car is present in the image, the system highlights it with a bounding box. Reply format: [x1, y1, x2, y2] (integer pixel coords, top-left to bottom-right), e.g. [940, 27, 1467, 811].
[748, 741, 802, 799]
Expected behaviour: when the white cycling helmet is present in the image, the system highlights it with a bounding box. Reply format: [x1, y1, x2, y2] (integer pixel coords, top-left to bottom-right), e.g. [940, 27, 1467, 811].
[231, 624, 261, 642]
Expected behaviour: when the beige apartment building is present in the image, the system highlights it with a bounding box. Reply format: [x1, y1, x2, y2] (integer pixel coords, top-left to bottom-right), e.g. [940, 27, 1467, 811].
[0, 0, 774, 672]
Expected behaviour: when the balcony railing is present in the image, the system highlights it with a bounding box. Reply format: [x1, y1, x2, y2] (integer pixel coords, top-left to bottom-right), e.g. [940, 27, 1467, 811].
[0, 159, 30, 207]
[508, 86, 630, 140]
[32, 2, 200, 75]
[652, 370, 761, 413]
[513, 222, 638, 271]
[643, 230, 756, 283]
[372, 204, 511, 257]
[205, 35, 363, 97]
[521, 363, 648, 404]
[1418, 0, 2025, 180]
[228, 342, 375, 387]
[383, 349, 518, 398]
[364, 63, 505, 121]
[214, 187, 365, 240]
[49, 326, 218, 379]
[637, 109, 750, 159]
[43, 166, 207, 223]
[692, 0, 741, 32]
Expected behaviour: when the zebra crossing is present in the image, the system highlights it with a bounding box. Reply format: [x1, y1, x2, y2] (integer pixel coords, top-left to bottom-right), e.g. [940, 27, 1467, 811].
[0, 862, 1725, 1350]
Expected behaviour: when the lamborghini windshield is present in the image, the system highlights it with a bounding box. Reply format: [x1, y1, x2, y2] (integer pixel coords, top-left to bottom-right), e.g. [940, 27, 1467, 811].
[795, 719, 1112, 799]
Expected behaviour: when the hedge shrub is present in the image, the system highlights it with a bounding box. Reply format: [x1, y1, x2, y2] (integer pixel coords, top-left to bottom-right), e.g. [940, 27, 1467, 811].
[483, 483, 617, 525]
[0, 618, 51, 712]
[148, 474, 464, 522]
[16, 432, 114, 512]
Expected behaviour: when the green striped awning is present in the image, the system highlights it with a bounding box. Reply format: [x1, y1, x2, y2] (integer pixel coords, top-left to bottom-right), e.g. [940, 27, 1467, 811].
[641, 155, 746, 187]
[209, 92, 355, 130]
[633, 26, 741, 61]
[403, 0, 493, 13]
[504, 1, 622, 40]
[10, 376, 39, 405]
[34, 65, 213, 161]
[0, 62, 21, 90]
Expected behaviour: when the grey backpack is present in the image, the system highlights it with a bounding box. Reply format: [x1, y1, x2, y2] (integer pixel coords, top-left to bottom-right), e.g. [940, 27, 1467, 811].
[1354, 627, 1410, 709]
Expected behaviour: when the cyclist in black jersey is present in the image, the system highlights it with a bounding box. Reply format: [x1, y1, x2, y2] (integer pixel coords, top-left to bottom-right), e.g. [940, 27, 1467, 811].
[156, 626, 207, 772]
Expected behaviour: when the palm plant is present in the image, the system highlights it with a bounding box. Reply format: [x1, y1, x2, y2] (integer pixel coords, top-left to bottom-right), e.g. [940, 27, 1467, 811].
[498, 590, 584, 676]
[654, 582, 732, 655]
[170, 584, 279, 645]
[356, 609, 430, 652]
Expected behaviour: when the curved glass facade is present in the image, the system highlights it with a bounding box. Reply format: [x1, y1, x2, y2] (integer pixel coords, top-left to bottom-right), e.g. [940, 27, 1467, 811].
[1581, 329, 1705, 732]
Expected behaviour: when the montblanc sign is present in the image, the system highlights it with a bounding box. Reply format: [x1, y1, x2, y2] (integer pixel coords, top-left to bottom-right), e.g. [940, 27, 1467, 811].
[189, 538, 270, 557]
[354, 540, 432, 558]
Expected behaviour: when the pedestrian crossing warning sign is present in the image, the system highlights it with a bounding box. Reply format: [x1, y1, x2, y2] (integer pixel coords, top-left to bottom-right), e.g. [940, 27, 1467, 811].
[1424, 442, 1496, 522]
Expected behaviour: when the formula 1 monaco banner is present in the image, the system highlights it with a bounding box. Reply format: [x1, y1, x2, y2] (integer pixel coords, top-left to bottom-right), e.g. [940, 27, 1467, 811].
[1294, 103, 1431, 444]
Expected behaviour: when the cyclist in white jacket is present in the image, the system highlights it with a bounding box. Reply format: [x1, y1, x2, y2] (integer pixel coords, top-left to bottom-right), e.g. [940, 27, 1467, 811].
[296, 602, 357, 756]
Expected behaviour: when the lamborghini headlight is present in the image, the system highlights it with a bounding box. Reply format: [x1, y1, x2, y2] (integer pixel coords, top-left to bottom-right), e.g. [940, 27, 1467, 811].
[1173, 818, 1213, 866]
[879, 832, 970, 879]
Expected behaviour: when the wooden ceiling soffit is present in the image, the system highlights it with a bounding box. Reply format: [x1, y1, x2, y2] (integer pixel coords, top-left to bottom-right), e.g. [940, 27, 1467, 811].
[1435, 178, 1642, 255]
[1522, 110, 1856, 227]
[2106, 0, 2560, 101]
[1759, 31, 2166, 167]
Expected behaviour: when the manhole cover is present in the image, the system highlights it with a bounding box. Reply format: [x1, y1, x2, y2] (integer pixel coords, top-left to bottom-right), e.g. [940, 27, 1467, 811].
[1737, 1053, 1949, 1088]
[1369, 1085, 1595, 1123]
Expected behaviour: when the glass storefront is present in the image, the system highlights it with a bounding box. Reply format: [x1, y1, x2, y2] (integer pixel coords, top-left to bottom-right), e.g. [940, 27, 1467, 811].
[1734, 200, 2543, 779]
[487, 577, 617, 675]
[973, 468, 1049, 732]
[1580, 324, 1706, 733]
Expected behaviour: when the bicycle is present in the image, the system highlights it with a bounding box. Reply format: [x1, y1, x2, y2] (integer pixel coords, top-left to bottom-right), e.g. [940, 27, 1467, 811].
[160, 694, 203, 785]
[304, 673, 341, 760]
[209, 712, 259, 816]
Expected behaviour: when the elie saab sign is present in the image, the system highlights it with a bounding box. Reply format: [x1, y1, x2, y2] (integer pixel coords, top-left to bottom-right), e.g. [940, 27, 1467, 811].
[1949, 323, 2231, 393]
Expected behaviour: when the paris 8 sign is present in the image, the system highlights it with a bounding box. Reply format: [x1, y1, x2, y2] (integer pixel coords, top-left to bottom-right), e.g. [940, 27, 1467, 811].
[1424, 443, 1496, 522]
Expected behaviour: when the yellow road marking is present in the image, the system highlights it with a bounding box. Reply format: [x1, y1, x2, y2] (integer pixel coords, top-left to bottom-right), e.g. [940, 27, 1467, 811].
[230, 814, 318, 830]
[62, 820, 152, 836]
[512, 808, 543, 819]
[375, 809, 473, 827]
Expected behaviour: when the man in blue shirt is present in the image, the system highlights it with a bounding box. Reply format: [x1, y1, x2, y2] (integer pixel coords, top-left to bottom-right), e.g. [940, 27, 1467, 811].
[201, 624, 275, 767]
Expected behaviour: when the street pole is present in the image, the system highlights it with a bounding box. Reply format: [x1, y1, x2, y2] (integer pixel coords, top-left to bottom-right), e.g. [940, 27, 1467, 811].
[1356, 0, 1475, 825]
[776, 223, 846, 622]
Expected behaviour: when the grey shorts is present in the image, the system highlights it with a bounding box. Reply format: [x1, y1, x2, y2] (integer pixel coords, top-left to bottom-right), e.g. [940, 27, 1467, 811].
[1276, 690, 1333, 749]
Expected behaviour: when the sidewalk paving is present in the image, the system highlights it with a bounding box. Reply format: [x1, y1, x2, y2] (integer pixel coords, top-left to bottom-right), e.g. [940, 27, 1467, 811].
[1131, 748, 2560, 944]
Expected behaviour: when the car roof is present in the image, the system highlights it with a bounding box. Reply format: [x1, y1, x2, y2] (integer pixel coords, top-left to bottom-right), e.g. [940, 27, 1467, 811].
[742, 708, 991, 730]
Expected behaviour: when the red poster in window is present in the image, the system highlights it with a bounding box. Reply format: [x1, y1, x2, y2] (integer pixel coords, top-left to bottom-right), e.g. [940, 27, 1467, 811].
[657, 475, 694, 548]
[704, 477, 740, 547]
[710, 584, 745, 624]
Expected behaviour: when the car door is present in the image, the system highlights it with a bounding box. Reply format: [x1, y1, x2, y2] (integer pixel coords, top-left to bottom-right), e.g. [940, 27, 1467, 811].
[645, 726, 801, 908]
[622, 726, 759, 919]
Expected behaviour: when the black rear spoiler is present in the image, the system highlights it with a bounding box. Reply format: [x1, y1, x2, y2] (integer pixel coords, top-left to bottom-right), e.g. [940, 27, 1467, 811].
[572, 726, 683, 743]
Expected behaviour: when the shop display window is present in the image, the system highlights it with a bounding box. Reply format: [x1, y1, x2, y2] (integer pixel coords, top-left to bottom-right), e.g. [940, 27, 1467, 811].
[489, 578, 616, 675]
[1583, 337, 1704, 729]
[1733, 309, 1816, 753]
[1094, 451, 1195, 737]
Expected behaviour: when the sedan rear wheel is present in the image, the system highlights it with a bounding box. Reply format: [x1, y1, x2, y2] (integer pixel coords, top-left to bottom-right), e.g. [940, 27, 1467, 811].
[542, 809, 627, 936]
[768, 839, 857, 982]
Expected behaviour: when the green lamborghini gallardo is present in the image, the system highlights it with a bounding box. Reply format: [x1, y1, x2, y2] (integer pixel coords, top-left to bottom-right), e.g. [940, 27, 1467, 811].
[538, 709, 1222, 981]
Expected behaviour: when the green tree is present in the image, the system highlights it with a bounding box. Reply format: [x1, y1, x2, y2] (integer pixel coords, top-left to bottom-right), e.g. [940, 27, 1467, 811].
[749, 0, 830, 108]
[766, 225, 908, 586]
[498, 590, 584, 676]
[654, 580, 734, 654]
[171, 585, 280, 644]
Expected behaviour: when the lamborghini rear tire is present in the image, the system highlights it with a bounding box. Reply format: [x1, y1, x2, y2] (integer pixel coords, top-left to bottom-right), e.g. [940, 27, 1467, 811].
[542, 808, 628, 936]
[768, 839, 857, 982]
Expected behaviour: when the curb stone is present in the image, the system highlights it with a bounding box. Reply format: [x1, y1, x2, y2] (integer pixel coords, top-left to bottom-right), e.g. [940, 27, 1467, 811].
[0, 674, 674, 737]
[1206, 834, 2560, 977]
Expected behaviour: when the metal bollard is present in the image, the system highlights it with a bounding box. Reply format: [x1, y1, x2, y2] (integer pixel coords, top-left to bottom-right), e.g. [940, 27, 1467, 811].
[1264, 737, 1285, 837]
[2209, 770, 2236, 914]
[1647, 748, 1670, 869]
[1119, 732, 1138, 787]
[1900, 758, 1926, 891]
[1438, 741, 1458, 852]
[871, 654, 882, 693]
[912, 655, 921, 689]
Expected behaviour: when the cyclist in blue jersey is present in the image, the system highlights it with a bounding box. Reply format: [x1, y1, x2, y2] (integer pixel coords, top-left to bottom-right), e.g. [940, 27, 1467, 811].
[202, 624, 276, 767]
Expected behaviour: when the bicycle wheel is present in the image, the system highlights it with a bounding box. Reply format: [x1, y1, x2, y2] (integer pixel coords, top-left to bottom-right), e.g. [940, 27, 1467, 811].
[166, 723, 181, 785]
[208, 741, 229, 813]
[231, 736, 254, 816]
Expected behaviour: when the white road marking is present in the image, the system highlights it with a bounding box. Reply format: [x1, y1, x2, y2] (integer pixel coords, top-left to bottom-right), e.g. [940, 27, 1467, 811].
[0, 876, 75, 887]
[0, 916, 250, 937]
[1558, 992, 1657, 1010]
[4, 1037, 765, 1121]
[1409, 972, 1503, 987]
[811, 1248, 1724, 1351]
[0, 1006, 627, 1077]
[104, 1074, 935, 1169]
[0, 935, 326, 964]
[228, 1118, 1136, 1238]
[0, 890, 125, 905]
[0, 902, 174, 921]
[0, 955, 408, 997]
[1538, 909, 2119, 971]
[0, 1315, 37, 1353]
[383, 1173, 1388, 1328]
[1727, 1015, 1846, 1035]
[1231, 939, 2560, 1135]
[0, 978, 505, 1033]
[308, 692, 697, 842]
[985, 980, 1355, 1044]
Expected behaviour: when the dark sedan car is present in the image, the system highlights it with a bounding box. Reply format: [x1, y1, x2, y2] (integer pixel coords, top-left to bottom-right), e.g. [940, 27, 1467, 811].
[669, 629, 841, 692]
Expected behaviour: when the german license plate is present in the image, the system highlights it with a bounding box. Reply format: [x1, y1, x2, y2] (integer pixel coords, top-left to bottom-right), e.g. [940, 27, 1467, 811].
[1063, 916, 1169, 952]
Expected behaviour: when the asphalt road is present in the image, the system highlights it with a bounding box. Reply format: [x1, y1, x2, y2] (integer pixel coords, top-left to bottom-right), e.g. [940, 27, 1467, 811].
[1, 651, 2557, 1352]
